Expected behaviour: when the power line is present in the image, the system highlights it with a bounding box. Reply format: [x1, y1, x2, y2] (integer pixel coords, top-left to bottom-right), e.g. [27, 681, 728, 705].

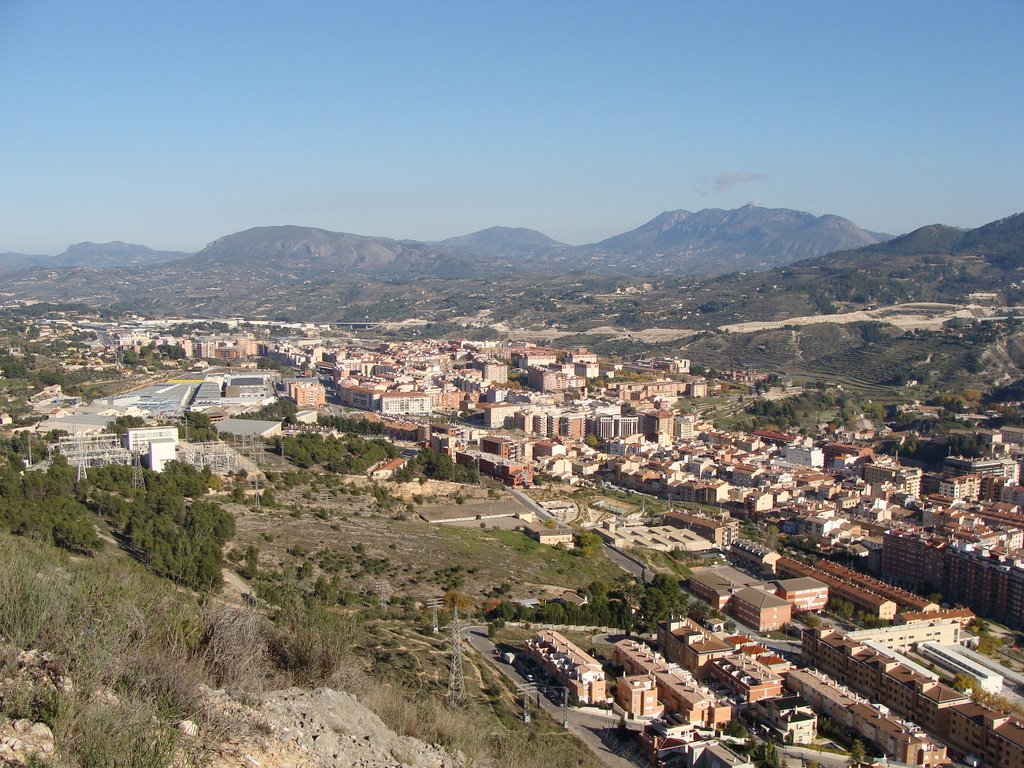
[517, 681, 537, 723]
[425, 597, 442, 634]
[131, 447, 145, 490]
[446, 608, 468, 705]
[374, 578, 392, 607]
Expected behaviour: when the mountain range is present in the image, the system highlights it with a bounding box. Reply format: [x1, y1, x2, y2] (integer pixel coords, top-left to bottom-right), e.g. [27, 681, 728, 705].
[0, 241, 189, 272]
[0, 205, 887, 281]
[6, 207, 1022, 326]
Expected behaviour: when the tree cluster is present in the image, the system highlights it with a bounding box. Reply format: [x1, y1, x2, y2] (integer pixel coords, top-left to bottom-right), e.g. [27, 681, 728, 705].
[278, 432, 399, 474]
[391, 448, 479, 484]
[88, 461, 233, 590]
[0, 458, 100, 555]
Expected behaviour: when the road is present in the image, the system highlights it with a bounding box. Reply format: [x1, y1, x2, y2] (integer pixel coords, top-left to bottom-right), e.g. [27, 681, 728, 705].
[602, 545, 655, 584]
[508, 490, 655, 585]
[465, 626, 644, 768]
[510, 489, 557, 522]
[777, 745, 851, 768]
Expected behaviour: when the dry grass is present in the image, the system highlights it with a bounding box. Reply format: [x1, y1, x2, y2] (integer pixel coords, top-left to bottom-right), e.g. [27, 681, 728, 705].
[0, 532, 604, 768]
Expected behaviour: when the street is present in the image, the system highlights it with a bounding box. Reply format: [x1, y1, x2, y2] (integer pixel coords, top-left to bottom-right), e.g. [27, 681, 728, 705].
[602, 544, 655, 584]
[777, 744, 852, 768]
[510, 488, 557, 523]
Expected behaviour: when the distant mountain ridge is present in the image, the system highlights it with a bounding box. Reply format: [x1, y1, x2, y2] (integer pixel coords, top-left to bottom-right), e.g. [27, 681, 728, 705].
[437, 205, 888, 275]
[0, 205, 888, 281]
[0, 241, 190, 273]
[187, 225, 489, 278]
[53, 241, 191, 268]
[575, 205, 888, 274]
[438, 226, 569, 261]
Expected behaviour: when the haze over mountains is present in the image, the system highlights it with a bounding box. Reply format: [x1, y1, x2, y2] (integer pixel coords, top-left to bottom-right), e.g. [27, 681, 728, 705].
[0, 241, 190, 272]
[0, 205, 887, 281]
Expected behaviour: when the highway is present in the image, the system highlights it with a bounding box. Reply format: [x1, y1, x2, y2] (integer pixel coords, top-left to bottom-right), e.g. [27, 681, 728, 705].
[465, 626, 644, 768]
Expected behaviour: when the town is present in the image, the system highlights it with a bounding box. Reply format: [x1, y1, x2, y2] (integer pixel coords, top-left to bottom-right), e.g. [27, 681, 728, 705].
[3, 309, 1024, 768]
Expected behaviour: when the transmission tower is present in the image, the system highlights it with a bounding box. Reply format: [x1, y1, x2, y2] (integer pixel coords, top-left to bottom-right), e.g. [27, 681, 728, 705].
[374, 578, 392, 607]
[131, 448, 145, 490]
[253, 475, 261, 509]
[446, 608, 467, 705]
[425, 597, 442, 634]
[76, 437, 87, 482]
[517, 681, 537, 723]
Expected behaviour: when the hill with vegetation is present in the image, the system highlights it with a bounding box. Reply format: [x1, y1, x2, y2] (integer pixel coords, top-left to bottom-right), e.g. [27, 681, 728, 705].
[0, 424, 648, 768]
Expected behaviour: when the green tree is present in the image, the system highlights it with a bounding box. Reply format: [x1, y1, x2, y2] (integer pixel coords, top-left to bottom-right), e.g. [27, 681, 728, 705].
[848, 739, 866, 766]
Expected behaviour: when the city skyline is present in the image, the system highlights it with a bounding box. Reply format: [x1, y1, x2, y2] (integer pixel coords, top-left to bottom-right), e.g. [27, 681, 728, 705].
[1, 0, 1021, 253]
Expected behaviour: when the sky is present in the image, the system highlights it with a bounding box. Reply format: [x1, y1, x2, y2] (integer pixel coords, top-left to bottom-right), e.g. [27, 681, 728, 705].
[1, 1, 1022, 254]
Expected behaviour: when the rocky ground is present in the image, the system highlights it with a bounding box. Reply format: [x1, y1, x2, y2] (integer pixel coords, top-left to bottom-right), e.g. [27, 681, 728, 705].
[0, 650, 62, 766]
[202, 686, 464, 768]
[0, 644, 461, 768]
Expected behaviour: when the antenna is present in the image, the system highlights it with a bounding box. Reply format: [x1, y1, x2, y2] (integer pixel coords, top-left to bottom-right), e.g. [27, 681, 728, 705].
[446, 608, 467, 705]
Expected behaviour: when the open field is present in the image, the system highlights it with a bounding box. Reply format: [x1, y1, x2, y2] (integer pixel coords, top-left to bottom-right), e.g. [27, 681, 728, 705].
[228, 498, 624, 605]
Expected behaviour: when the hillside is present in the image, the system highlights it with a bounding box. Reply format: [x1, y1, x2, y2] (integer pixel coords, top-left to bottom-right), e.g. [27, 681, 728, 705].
[177, 225, 492, 281]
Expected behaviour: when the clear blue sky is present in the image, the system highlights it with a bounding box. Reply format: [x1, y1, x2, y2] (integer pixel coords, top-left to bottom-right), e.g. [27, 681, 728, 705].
[1, 0, 1021, 253]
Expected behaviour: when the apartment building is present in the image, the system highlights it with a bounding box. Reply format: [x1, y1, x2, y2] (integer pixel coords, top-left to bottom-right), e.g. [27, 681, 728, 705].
[614, 640, 731, 727]
[939, 473, 982, 501]
[379, 391, 432, 416]
[773, 577, 829, 613]
[842, 619, 962, 654]
[616, 674, 661, 718]
[944, 543, 1024, 631]
[664, 512, 739, 548]
[656, 619, 733, 679]
[524, 630, 606, 704]
[479, 435, 522, 462]
[801, 628, 969, 735]
[473, 360, 508, 384]
[776, 557, 898, 620]
[863, 462, 923, 497]
[948, 702, 1024, 768]
[730, 587, 793, 632]
[729, 539, 781, 576]
[287, 379, 326, 409]
[708, 656, 783, 704]
[943, 454, 1020, 486]
[880, 529, 947, 592]
[785, 670, 948, 767]
[752, 695, 817, 745]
